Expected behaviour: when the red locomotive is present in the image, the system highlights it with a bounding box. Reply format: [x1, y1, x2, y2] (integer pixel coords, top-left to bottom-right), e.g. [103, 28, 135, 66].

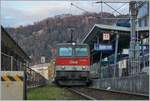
[54, 42, 91, 86]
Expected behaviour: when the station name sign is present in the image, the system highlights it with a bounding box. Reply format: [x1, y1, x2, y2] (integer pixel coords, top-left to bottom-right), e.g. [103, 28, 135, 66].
[94, 43, 113, 51]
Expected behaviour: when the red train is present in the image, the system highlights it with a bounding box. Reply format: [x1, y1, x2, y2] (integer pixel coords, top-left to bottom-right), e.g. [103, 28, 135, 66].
[54, 42, 91, 86]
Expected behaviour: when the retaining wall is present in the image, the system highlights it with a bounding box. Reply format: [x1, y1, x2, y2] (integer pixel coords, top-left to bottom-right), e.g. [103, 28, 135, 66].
[92, 74, 149, 96]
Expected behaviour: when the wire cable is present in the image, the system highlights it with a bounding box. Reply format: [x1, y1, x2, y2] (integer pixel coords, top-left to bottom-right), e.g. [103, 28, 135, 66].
[111, 3, 128, 14]
[103, 2, 122, 15]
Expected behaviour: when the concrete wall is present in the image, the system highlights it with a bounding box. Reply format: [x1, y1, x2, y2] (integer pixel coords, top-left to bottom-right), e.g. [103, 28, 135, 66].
[92, 74, 149, 96]
[1, 71, 24, 100]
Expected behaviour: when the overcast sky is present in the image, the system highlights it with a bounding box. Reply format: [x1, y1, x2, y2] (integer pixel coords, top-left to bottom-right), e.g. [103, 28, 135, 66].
[1, 1, 129, 27]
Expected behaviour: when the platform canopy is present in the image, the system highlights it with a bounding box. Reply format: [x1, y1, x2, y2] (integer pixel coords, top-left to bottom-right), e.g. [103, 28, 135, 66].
[82, 24, 148, 63]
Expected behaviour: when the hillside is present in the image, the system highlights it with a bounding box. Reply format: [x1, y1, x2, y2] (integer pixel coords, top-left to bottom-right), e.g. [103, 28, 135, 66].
[5, 12, 128, 65]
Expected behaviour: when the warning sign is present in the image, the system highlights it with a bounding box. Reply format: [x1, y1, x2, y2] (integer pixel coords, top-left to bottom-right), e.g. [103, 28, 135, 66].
[41, 56, 45, 63]
[103, 33, 110, 41]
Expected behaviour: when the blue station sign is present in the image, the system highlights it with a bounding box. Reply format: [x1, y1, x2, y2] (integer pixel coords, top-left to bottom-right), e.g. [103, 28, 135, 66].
[94, 43, 113, 51]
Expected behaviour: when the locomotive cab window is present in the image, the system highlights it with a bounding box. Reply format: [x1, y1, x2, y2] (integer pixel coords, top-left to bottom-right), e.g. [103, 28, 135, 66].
[59, 47, 72, 56]
[75, 47, 88, 56]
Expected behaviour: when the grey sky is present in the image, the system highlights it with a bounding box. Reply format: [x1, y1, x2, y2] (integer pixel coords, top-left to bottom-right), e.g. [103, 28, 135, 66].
[1, 1, 129, 27]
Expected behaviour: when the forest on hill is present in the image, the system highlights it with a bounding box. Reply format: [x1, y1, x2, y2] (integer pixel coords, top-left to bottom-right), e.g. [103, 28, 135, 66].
[5, 12, 128, 65]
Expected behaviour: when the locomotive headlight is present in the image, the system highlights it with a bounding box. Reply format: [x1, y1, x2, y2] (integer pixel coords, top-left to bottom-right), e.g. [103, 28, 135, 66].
[82, 66, 90, 70]
[62, 66, 65, 69]
[82, 66, 86, 69]
[72, 42, 76, 46]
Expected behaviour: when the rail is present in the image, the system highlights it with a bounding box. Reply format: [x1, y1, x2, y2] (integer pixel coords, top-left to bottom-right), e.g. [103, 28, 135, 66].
[66, 87, 96, 100]
[67, 87, 149, 100]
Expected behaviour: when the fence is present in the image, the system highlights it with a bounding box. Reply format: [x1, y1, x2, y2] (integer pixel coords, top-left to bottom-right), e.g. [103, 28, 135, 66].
[92, 74, 149, 96]
[1, 51, 48, 88]
[1, 52, 27, 71]
[91, 52, 149, 79]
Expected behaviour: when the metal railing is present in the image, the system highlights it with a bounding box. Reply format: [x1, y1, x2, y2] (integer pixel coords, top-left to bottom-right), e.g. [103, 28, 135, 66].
[1, 51, 47, 88]
[91, 53, 149, 79]
[1, 52, 27, 71]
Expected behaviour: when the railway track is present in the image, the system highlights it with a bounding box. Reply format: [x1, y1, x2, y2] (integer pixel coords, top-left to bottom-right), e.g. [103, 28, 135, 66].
[66, 87, 149, 100]
[67, 87, 96, 100]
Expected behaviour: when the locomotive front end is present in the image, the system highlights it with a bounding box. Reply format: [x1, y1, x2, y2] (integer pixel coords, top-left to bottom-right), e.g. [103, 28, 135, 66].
[54, 43, 91, 86]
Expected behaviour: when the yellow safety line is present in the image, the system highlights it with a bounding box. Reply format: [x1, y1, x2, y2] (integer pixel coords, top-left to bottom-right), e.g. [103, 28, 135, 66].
[2, 73, 12, 87]
[13, 74, 22, 81]
[2, 73, 11, 81]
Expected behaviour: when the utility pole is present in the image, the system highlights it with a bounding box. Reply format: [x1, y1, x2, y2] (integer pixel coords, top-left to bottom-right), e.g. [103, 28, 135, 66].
[70, 29, 73, 42]
[68, 27, 75, 43]
[99, 52, 102, 79]
[129, 1, 139, 75]
[96, 34, 102, 79]
[114, 32, 119, 78]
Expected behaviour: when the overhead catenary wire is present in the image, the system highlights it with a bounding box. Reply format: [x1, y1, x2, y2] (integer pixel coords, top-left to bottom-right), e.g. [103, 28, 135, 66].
[96, 1, 130, 19]
[103, 2, 122, 15]
[111, 3, 128, 14]
[71, 1, 130, 20]
[71, 3, 90, 13]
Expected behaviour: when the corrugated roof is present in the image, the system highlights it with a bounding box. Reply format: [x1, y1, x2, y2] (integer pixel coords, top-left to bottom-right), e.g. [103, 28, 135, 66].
[1, 26, 30, 60]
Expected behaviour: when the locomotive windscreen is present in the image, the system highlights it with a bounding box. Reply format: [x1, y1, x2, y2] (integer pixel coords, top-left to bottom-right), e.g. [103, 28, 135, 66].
[59, 47, 72, 56]
[75, 47, 88, 56]
[58, 45, 89, 57]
